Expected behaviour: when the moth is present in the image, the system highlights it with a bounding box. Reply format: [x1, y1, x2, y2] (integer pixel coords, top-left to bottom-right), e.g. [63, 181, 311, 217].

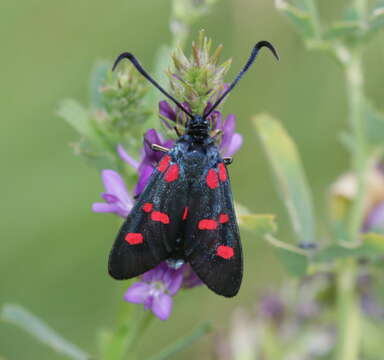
[109, 41, 278, 297]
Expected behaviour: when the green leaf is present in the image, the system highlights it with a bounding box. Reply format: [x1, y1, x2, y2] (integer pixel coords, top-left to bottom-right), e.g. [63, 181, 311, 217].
[69, 138, 117, 170]
[265, 234, 308, 276]
[254, 114, 316, 247]
[236, 203, 307, 275]
[58, 99, 99, 142]
[368, 0, 384, 36]
[235, 203, 277, 236]
[325, 21, 360, 40]
[58, 99, 118, 163]
[365, 99, 384, 153]
[89, 61, 110, 109]
[324, 7, 360, 41]
[363, 232, 384, 252]
[237, 211, 277, 237]
[146, 322, 212, 360]
[275, 0, 320, 41]
[314, 233, 384, 262]
[1, 305, 89, 360]
[314, 245, 363, 262]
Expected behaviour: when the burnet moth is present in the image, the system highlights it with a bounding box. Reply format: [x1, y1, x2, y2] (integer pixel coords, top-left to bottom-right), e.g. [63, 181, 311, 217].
[109, 41, 279, 297]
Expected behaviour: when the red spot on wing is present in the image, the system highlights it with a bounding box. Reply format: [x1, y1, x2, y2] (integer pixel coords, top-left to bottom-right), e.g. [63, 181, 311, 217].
[165, 164, 179, 182]
[198, 219, 218, 230]
[218, 163, 227, 182]
[125, 233, 144, 245]
[182, 207, 188, 220]
[142, 203, 153, 213]
[151, 211, 170, 224]
[219, 213, 229, 224]
[206, 169, 218, 189]
[158, 155, 171, 172]
[217, 245, 234, 259]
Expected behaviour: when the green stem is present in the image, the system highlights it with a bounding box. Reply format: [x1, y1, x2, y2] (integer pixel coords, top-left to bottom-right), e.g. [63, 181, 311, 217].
[126, 311, 154, 352]
[334, 259, 361, 360]
[170, 0, 190, 48]
[335, 2, 367, 355]
[344, 48, 366, 245]
[101, 297, 136, 360]
[146, 322, 212, 360]
[355, 0, 368, 29]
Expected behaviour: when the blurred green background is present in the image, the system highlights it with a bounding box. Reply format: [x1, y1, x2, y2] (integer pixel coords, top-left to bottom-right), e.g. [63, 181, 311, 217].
[1, 0, 383, 358]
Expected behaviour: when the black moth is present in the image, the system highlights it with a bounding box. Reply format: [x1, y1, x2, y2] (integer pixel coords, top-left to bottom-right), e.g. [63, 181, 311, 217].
[109, 41, 279, 297]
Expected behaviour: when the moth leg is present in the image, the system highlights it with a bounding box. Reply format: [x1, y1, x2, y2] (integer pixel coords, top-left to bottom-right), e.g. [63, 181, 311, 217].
[174, 126, 182, 137]
[223, 157, 233, 165]
[151, 144, 170, 153]
[212, 129, 223, 139]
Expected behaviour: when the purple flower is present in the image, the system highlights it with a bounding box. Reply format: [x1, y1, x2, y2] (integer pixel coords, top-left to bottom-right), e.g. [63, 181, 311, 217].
[92, 170, 134, 218]
[159, 100, 177, 128]
[118, 129, 174, 197]
[159, 100, 242, 157]
[219, 114, 243, 157]
[135, 129, 174, 196]
[259, 292, 285, 324]
[159, 100, 191, 129]
[361, 294, 384, 319]
[181, 264, 203, 288]
[364, 201, 384, 233]
[117, 144, 139, 170]
[124, 263, 183, 320]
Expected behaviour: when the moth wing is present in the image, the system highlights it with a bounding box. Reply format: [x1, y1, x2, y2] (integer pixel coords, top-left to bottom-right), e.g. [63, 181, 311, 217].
[109, 154, 187, 279]
[183, 162, 243, 297]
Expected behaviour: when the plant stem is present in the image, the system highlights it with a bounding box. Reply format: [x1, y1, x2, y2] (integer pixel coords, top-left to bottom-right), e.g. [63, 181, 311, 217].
[334, 259, 361, 360]
[335, 0, 367, 354]
[126, 311, 154, 353]
[101, 295, 136, 360]
[355, 0, 368, 29]
[344, 48, 366, 245]
[304, 0, 321, 40]
[146, 322, 212, 360]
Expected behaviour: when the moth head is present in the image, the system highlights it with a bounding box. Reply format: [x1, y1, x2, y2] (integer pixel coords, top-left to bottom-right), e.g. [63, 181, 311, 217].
[188, 115, 209, 131]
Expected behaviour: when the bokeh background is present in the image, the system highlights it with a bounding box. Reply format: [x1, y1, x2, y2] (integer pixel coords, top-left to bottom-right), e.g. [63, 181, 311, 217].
[1, 0, 383, 358]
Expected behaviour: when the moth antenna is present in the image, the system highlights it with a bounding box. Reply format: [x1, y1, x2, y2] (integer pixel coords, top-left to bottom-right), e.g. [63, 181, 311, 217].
[204, 41, 279, 118]
[113, 52, 193, 118]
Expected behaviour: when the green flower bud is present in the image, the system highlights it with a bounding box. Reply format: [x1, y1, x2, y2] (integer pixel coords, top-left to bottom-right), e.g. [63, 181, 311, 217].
[167, 30, 232, 114]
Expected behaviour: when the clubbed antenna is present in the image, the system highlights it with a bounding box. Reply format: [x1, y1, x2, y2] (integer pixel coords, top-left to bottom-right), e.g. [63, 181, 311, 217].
[113, 52, 193, 118]
[203, 41, 279, 119]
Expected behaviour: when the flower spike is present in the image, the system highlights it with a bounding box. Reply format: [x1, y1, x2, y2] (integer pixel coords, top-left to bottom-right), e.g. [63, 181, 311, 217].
[204, 41, 279, 119]
[112, 52, 193, 118]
